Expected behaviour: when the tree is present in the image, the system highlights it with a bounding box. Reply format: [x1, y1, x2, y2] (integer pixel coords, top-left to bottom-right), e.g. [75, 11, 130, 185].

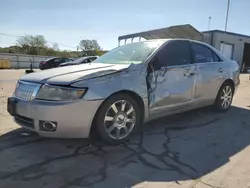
[53, 43, 59, 51]
[1, 35, 106, 56]
[79, 39, 101, 51]
[17, 35, 46, 48]
[45, 48, 56, 56]
[16, 35, 47, 55]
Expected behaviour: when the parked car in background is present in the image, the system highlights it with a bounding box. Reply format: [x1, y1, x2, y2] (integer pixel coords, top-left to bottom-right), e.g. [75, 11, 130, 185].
[8, 39, 240, 145]
[59, 56, 98, 67]
[39, 57, 74, 70]
[242, 65, 250, 73]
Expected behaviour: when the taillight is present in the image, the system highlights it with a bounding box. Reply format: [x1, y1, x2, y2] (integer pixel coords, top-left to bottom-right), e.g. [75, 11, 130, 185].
[40, 61, 46, 65]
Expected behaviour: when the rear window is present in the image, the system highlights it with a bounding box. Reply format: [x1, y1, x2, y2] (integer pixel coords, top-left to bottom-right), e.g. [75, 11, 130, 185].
[191, 43, 214, 63]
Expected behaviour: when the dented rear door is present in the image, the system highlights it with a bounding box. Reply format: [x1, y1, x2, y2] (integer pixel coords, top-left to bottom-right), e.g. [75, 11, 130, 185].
[147, 40, 197, 117]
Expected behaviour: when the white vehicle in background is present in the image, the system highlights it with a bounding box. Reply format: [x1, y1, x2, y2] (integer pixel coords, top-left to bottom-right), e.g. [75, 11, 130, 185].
[59, 56, 98, 67]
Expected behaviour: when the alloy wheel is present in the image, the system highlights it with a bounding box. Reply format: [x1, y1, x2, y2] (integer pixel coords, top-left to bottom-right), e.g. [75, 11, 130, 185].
[220, 85, 233, 109]
[104, 100, 136, 140]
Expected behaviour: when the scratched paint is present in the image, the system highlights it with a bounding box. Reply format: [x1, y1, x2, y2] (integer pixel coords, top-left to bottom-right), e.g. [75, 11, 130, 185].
[147, 67, 171, 108]
[12, 39, 240, 139]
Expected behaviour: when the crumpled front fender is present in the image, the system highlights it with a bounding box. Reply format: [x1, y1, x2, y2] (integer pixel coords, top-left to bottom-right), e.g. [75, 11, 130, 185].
[71, 63, 147, 97]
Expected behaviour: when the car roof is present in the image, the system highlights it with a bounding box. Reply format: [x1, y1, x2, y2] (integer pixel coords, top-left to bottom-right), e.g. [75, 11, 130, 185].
[45, 57, 72, 61]
[127, 39, 215, 52]
[167, 38, 211, 46]
[129, 38, 208, 45]
[161, 38, 228, 61]
[133, 38, 227, 61]
[81, 56, 98, 58]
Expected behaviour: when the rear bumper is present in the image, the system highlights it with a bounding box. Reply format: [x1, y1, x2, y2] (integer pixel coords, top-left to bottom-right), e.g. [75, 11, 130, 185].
[39, 65, 46, 70]
[11, 98, 103, 138]
[39, 64, 49, 70]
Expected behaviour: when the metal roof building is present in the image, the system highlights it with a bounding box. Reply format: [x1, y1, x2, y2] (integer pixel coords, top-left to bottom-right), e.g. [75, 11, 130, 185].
[118, 24, 250, 72]
[202, 30, 250, 72]
[118, 24, 204, 46]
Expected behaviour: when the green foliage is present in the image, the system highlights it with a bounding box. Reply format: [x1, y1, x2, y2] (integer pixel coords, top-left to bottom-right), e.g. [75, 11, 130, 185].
[52, 43, 60, 51]
[95, 49, 107, 56]
[17, 35, 46, 47]
[16, 35, 47, 55]
[0, 35, 107, 58]
[79, 39, 101, 51]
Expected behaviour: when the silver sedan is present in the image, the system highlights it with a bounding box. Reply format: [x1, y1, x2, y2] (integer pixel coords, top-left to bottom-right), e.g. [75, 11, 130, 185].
[7, 39, 240, 144]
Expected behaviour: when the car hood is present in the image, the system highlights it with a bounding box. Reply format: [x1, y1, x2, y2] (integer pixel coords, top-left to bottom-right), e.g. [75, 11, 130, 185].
[20, 63, 130, 85]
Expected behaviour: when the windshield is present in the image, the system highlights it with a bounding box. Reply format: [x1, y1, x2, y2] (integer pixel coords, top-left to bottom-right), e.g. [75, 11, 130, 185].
[93, 41, 164, 65]
[45, 57, 56, 61]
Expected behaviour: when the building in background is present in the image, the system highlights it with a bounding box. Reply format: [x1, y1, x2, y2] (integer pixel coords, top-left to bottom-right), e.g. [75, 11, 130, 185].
[118, 24, 203, 46]
[202, 30, 250, 72]
[119, 24, 250, 72]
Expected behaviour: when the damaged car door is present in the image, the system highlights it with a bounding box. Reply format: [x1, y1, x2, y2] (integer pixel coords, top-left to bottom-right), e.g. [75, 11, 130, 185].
[190, 42, 225, 105]
[147, 40, 197, 118]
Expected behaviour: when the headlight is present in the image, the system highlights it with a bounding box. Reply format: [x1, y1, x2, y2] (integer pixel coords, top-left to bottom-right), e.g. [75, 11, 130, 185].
[36, 85, 86, 101]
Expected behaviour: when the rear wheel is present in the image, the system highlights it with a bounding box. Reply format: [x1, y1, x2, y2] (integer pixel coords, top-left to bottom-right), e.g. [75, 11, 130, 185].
[214, 83, 234, 112]
[94, 93, 141, 145]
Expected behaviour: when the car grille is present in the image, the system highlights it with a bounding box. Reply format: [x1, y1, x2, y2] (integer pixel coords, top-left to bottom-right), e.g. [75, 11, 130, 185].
[14, 81, 41, 101]
[15, 115, 35, 129]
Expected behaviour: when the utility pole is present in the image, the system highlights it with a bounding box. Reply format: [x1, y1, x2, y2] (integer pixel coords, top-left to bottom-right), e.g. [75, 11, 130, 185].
[208, 16, 212, 31]
[222, 0, 231, 54]
[36, 36, 39, 55]
[224, 0, 231, 33]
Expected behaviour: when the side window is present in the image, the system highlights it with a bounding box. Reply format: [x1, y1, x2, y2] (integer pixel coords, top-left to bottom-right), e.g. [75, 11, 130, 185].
[66, 59, 73, 62]
[191, 43, 214, 63]
[154, 41, 191, 69]
[48, 59, 54, 63]
[60, 58, 66, 63]
[54, 58, 60, 63]
[212, 52, 222, 62]
[82, 59, 88, 64]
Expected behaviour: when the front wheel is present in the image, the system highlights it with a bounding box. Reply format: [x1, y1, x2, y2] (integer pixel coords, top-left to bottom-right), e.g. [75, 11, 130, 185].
[214, 83, 234, 112]
[94, 94, 141, 145]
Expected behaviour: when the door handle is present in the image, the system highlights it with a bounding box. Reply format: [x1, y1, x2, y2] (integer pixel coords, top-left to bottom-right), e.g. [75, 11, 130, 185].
[218, 68, 223, 73]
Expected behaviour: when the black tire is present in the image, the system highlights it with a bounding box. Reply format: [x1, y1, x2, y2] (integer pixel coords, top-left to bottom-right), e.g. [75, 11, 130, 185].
[214, 82, 234, 112]
[94, 93, 142, 145]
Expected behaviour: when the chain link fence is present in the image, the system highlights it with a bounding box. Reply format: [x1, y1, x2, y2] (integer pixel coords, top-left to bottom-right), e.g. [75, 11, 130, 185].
[0, 53, 53, 69]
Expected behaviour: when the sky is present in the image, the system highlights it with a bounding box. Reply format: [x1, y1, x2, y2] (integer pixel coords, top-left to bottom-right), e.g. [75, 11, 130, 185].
[0, 0, 249, 50]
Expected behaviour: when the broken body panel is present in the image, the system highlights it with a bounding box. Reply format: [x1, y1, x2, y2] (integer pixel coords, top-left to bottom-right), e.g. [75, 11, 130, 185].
[71, 40, 239, 123]
[14, 39, 240, 138]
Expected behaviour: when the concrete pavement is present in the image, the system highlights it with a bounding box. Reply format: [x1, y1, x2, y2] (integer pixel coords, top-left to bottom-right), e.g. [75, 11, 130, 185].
[0, 71, 250, 188]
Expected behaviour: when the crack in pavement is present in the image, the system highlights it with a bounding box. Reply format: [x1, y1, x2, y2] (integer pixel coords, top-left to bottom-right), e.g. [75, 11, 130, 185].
[0, 137, 46, 153]
[191, 178, 225, 188]
[60, 152, 108, 187]
[0, 143, 94, 180]
[0, 116, 222, 187]
[123, 127, 197, 178]
[56, 127, 198, 187]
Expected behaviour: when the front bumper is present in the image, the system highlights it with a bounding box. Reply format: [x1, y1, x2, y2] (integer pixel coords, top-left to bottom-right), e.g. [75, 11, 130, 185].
[9, 98, 103, 138]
